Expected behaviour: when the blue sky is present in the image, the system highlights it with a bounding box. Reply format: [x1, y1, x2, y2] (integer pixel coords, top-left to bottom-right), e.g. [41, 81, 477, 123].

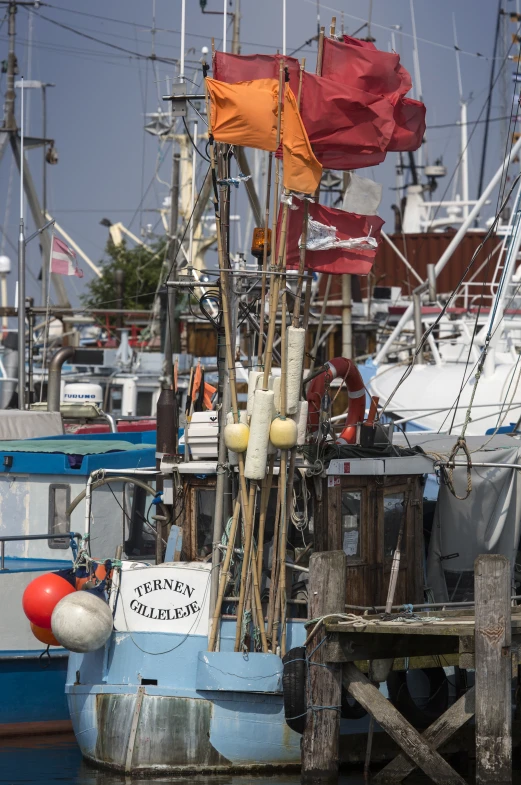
[0, 0, 515, 308]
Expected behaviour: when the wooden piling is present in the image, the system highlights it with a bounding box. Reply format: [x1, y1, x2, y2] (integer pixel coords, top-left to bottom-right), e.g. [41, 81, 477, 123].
[301, 550, 347, 784]
[475, 554, 512, 785]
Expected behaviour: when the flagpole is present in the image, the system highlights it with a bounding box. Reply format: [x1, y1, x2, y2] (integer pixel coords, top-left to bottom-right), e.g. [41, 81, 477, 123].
[18, 76, 26, 410]
[204, 76, 268, 654]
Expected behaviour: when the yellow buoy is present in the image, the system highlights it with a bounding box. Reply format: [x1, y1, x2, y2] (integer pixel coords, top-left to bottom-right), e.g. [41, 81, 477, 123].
[224, 422, 250, 453]
[269, 416, 298, 449]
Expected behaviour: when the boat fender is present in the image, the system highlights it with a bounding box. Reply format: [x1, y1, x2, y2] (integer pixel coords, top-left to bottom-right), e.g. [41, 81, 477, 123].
[282, 646, 307, 734]
[386, 667, 449, 728]
[306, 357, 366, 445]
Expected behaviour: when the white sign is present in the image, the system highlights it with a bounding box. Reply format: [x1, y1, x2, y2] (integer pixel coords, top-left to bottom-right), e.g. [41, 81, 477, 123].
[112, 562, 211, 636]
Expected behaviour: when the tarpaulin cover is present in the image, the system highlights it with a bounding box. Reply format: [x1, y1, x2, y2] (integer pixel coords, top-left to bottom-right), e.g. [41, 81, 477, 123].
[407, 433, 521, 602]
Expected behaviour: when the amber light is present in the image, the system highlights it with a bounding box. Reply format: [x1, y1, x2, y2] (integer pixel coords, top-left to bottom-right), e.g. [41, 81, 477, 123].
[251, 228, 271, 258]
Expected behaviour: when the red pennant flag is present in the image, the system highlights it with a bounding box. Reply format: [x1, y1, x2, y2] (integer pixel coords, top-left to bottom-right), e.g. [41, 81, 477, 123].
[278, 201, 384, 276]
[213, 51, 301, 96]
[321, 36, 412, 104]
[299, 71, 395, 170]
[388, 97, 426, 152]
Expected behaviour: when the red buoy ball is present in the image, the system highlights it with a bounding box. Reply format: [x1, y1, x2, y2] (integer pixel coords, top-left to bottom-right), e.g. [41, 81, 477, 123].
[30, 622, 60, 647]
[22, 573, 75, 629]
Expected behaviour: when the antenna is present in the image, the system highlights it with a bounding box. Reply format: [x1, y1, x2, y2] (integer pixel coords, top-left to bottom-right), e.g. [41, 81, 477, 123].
[223, 0, 227, 52]
[18, 76, 26, 409]
[283, 0, 286, 55]
[453, 14, 469, 219]
[180, 0, 186, 80]
[452, 13, 463, 101]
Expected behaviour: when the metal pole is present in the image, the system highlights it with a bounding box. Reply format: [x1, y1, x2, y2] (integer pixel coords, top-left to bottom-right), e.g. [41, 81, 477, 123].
[180, 0, 185, 81]
[375, 133, 521, 365]
[188, 121, 198, 266]
[222, 0, 227, 52]
[18, 77, 25, 410]
[341, 274, 352, 359]
[4, 3, 16, 131]
[42, 84, 47, 305]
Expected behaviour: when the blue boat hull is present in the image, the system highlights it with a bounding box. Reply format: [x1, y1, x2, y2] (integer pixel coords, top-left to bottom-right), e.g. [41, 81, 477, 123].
[0, 654, 70, 734]
[66, 625, 305, 773]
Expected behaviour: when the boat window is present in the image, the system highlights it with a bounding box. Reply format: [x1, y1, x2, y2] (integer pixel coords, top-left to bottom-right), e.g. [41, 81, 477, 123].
[48, 484, 71, 549]
[109, 386, 123, 417]
[384, 492, 406, 557]
[341, 491, 361, 558]
[136, 391, 153, 417]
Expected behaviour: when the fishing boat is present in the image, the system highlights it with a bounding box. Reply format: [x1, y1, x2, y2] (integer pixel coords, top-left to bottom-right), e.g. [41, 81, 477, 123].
[0, 411, 156, 735]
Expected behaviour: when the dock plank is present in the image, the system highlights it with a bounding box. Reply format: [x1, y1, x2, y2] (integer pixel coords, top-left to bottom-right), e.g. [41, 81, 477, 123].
[342, 663, 466, 785]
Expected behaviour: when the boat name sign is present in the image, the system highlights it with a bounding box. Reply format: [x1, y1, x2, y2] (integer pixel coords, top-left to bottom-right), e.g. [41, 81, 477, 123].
[113, 563, 211, 636]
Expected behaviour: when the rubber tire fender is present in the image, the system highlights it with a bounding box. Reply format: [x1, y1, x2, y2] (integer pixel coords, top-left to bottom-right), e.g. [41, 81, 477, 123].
[282, 646, 307, 734]
[386, 667, 449, 728]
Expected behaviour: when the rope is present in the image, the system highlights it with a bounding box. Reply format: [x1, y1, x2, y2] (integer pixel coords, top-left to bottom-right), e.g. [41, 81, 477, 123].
[444, 437, 473, 501]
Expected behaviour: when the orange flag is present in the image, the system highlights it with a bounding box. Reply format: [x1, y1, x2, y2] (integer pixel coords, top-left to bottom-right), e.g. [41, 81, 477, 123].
[206, 78, 278, 151]
[283, 86, 322, 195]
[206, 78, 322, 195]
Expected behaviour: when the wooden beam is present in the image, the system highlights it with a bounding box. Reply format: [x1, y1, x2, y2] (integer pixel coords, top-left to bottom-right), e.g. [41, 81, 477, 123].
[301, 551, 347, 784]
[342, 663, 466, 785]
[475, 554, 512, 784]
[373, 687, 475, 784]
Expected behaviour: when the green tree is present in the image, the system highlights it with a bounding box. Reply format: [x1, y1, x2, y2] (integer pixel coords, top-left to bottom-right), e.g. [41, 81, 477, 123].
[81, 238, 167, 312]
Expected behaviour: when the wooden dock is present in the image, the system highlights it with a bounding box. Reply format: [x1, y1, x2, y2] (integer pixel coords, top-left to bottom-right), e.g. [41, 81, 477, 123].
[301, 552, 515, 785]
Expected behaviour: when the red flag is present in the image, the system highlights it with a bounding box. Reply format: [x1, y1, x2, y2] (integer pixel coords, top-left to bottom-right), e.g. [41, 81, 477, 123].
[279, 201, 384, 275]
[321, 36, 411, 104]
[213, 51, 301, 96]
[388, 97, 426, 152]
[299, 71, 395, 170]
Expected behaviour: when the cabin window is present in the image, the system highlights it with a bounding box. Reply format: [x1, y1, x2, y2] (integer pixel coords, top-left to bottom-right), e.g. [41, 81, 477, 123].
[109, 387, 123, 417]
[341, 490, 361, 558]
[383, 492, 406, 557]
[48, 484, 71, 549]
[136, 391, 153, 417]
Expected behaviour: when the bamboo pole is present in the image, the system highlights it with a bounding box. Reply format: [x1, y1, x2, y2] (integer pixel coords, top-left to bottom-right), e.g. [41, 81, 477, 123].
[256, 454, 275, 578]
[330, 16, 336, 37]
[204, 79, 268, 653]
[257, 152, 273, 365]
[208, 498, 241, 651]
[266, 481, 281, 643]
[262, 59, 285, 389]
[316, 27, 325, 76]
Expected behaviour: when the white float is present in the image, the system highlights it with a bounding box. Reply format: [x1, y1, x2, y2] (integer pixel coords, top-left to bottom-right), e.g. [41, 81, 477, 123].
[244, 389, 274, 479]
[286, 326, 306, 415]
[51, 591, 113, 653]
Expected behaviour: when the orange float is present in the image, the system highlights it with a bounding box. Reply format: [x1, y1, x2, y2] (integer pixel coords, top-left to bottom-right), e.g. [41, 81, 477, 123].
[30, 622, 60, 647]
[22, 573, 76, 629]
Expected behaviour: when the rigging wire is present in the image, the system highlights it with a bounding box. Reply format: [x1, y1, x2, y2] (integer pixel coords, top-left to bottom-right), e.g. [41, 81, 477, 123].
[24, 9, 178, 66]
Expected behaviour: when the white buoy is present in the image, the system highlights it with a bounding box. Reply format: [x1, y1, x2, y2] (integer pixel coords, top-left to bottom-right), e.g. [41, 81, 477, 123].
[245, 389, 274, 479]
[272, 376, 281, 414]
[51, 591, 113, 653]
[293, 400, 309, 446]
[286, 326, 306, 415]
[247, 371, 263, 418]
[226, 410, 248, 466]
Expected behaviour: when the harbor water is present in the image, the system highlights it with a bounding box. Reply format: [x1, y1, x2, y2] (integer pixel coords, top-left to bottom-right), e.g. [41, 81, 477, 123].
[2, 735, 521, 785]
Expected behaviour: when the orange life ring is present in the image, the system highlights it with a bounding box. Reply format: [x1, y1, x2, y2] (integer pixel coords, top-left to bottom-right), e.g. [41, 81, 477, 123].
[306, 357, 366, 445]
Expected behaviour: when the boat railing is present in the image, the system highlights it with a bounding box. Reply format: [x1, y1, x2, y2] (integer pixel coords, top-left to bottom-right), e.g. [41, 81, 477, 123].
[0, 532, 82, 571]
